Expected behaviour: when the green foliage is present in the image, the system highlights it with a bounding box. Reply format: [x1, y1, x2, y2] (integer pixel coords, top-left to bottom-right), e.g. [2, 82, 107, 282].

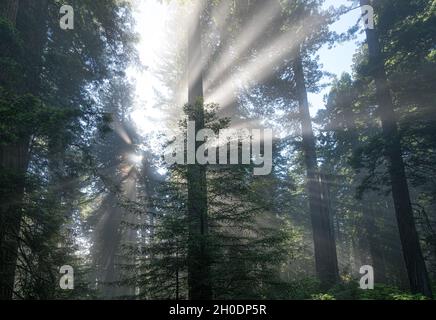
[0, 0, 138, 299]
[357, 285, 429, 301]
[1, 0, 435, 300]
[286, 278, 322, 300]
[124, 103, 300, 300]
[0, 17, 24, 86]
[333, 282, 431, 300]
[311, 293, 336, 300]
[306, 281, 432, 300]
[0, 89, 78, 145]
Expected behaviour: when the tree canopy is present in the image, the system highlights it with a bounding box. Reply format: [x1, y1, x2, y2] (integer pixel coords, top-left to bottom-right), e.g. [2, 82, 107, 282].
[0, 0, 435, 300]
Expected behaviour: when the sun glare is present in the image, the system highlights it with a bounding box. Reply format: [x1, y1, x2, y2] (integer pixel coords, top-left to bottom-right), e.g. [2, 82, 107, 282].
[129, 154, 144, 165]
[128, 0, 169, 135]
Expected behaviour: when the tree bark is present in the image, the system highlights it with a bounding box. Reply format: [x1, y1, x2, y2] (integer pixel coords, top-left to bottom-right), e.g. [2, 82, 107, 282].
[186, 2, 212, 300]
[360, 0, 432, 298]
[0, 139, 30, 299]
[293, 49, 339, 289]
[366, 201, 387, 283]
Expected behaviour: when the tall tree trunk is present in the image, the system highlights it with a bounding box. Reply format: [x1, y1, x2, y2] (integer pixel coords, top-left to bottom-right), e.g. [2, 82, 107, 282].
[186, 3, 212, 300]
[365, 201, 387, 283]
[360, 0, 432, 298]
[293, 49, 339, 289]
[0, 141, 29, 300]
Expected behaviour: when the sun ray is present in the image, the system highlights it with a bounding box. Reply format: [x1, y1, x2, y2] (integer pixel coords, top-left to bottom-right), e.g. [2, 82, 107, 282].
[205, 14, 325, 111]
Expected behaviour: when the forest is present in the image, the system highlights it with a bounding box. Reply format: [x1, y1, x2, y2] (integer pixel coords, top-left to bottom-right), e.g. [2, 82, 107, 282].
[0, 0, 435, 301]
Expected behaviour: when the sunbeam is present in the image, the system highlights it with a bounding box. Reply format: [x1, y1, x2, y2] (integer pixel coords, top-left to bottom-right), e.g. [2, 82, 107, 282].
[205, 13, 324, 110]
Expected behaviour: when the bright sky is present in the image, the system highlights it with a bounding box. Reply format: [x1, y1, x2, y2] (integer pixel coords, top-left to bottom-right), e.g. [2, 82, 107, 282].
[128, 0, 365, 132]
[128, 0, 169, 135]
[308, 0, 365, 116]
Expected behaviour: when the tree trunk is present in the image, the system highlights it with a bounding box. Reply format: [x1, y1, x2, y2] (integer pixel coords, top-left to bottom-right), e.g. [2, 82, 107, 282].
[293, 49, 339, 289]
[186, 3, 212, 300]
[366, 201, 387, 283]
[360, 0, 432, 298]
[0, 140, 29, 299]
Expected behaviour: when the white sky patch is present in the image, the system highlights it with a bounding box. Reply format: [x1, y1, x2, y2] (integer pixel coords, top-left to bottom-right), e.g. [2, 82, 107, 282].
[127, 0, 169, 136]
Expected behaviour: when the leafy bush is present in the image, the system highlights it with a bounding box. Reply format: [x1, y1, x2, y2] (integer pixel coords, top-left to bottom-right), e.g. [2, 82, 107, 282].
[302, 279, 432, 300]
[286, 277, 322, 300]
[358, 285, 429, 300]
[311, 293, 336, 300]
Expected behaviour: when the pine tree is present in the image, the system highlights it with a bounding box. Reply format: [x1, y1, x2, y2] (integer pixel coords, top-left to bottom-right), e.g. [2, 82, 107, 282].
[359, 0, 432, 297]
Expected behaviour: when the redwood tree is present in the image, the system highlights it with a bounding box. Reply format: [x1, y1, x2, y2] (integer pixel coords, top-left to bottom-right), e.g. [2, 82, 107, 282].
[359, 0, 432, 298]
